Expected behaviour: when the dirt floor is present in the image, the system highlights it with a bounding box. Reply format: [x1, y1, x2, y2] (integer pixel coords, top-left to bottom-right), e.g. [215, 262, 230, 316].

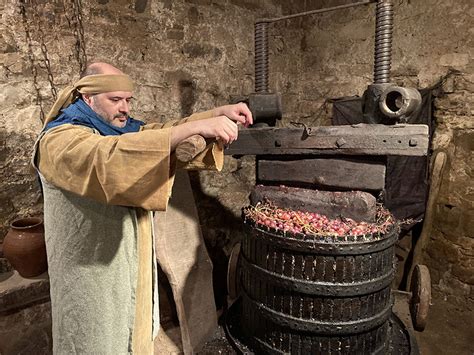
[156, 291, 474, 355]
[412, 294, 474, 355]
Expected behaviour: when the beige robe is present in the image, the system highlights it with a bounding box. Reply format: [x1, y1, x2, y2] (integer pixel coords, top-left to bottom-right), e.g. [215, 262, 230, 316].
[35, 110, 221, 354]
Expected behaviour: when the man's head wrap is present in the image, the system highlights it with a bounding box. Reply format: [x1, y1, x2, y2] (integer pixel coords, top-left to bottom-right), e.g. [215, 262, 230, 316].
[43, 74, 134, 127]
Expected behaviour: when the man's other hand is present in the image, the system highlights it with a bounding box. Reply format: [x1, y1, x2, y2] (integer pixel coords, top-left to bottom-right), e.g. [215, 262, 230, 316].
[214, 103, 253, 128]
[170, 103, 253, 150]
[198, 116, 238, 144]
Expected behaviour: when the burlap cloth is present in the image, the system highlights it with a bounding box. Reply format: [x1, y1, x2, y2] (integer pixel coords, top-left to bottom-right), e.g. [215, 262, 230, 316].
[153, 170, 217, 354]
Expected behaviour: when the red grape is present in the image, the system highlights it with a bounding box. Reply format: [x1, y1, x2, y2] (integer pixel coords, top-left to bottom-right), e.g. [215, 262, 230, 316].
[243, 201, 395, 240]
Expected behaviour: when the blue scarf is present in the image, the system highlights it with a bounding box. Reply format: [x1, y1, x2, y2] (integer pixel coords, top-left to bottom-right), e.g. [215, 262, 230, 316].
[43, 99, 145, 136]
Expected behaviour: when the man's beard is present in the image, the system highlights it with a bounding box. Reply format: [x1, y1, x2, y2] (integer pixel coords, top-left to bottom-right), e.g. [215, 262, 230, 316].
[91, 99, 127, 126]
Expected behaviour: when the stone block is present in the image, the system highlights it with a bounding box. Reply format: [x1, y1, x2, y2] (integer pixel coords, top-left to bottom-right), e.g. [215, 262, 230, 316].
[181, 43, 222, 60]
[229, 0, 262, 10]
[452, 263, 474, 285]
[0, 271, 50, 313]
[185, 0, 212, 5]
[426, 237, 460, 265]
[436, 203, 465, 237]
[167, 29, 185, 40]
[438, 277, 472, 297]
[187, 7, 200, 24]
[134, 0, 147, 13]
[439, 53, 469, 67]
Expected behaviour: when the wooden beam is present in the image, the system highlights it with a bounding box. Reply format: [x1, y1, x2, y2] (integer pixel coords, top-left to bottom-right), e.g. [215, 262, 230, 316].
[250, 185, 378, 222]
[226, 124, 429, 156]
[258, 157, 386, 191]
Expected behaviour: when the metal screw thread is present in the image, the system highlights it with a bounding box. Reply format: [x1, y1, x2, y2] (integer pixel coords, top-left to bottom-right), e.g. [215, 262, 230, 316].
[254, 22, 269, 93]
[374, 0, 393, 84]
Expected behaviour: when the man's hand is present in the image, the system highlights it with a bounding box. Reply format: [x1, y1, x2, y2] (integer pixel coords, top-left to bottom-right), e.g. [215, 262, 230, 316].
[170, 115, 238, 150]
[214, 103, 253, 127]
[197, 116, 238, 144]
[170, 103, 253, 151]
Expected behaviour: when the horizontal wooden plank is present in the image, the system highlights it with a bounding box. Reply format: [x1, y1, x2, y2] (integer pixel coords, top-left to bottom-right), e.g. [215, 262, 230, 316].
[226, 124, 429, 156]
[250, 185, 378, 222]
[258, 157, 386, 190]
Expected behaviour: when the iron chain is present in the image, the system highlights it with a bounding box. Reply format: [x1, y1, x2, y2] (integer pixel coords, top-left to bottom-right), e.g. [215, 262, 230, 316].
[32, 2, 57, 101]
[19, 0, 45, 123]
[39, 39, 57, 100]
[72, 0, 87, 72]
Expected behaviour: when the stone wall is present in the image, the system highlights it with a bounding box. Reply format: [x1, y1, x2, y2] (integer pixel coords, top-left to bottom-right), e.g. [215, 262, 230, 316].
[428, 73, 473, 307]
[1, 0, 472, 309]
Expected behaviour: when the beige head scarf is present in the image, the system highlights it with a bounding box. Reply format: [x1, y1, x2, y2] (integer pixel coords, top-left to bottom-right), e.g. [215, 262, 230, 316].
[43, 74, 134, 127]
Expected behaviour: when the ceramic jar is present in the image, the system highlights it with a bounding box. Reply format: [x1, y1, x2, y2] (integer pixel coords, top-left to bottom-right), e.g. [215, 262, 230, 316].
[3, 217, 47, 278]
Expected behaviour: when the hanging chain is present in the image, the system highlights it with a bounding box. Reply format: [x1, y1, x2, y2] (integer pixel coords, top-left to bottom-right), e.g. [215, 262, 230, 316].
[71, 0, 88, 72]
[36, 18, 58, 101]
[19, 0, 45, 123]
[76, 0, 88, 68]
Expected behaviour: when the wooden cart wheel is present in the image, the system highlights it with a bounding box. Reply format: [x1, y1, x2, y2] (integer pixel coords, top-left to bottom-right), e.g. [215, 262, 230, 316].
[410, 264, 431, 331]
[227, 243, 242, 301]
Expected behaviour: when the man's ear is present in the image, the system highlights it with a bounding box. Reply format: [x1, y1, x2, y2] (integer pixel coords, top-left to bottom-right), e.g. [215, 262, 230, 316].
[83, 94, 93, 106]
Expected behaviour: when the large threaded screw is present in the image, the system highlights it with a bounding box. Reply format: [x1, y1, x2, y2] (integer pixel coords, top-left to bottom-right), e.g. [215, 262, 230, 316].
[255, 21, 269, 93]
[374, 0, 393, 84]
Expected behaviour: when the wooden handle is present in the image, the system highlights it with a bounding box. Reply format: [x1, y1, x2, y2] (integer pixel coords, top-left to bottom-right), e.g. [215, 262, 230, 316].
[406, 150, 446, 291]
[175, 135, 207, 163]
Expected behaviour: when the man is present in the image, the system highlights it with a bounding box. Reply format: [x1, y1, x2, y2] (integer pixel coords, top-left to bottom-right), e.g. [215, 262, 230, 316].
[33, 62, 252, 354]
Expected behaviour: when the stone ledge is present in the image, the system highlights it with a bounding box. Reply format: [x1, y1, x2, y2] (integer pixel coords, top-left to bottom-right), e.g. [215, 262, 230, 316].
[0, 301, 52, 355]
[0, 271, 50, 314]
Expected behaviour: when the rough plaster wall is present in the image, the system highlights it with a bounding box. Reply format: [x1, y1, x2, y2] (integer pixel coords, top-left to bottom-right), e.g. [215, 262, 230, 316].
[267, 0, 473, 306]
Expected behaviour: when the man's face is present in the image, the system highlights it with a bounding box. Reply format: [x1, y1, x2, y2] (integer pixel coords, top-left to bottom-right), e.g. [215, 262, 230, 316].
[86, 91, 133, 128]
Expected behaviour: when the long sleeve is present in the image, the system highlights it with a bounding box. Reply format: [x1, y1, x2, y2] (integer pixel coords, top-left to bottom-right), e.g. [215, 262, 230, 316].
[141, 109, 225, 172]
[141, 109, 217, 130]
[36, 124, 174, 211]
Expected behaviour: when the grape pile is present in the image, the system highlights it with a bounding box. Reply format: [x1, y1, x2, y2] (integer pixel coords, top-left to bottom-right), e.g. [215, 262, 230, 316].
[242, 201, 395, 240]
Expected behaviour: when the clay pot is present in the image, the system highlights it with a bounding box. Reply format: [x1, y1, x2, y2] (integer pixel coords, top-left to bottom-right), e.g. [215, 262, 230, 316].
[3, 217, 47, 278]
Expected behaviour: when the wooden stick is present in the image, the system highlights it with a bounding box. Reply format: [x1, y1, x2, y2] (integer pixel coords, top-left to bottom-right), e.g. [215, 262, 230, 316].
[175, 135, 207, 163]
[406, 150, 447, 290]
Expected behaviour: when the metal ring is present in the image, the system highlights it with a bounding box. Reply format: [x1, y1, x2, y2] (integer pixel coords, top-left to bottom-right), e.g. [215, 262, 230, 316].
[242, 291, 393, 335]
[240, 254, 395, 296]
